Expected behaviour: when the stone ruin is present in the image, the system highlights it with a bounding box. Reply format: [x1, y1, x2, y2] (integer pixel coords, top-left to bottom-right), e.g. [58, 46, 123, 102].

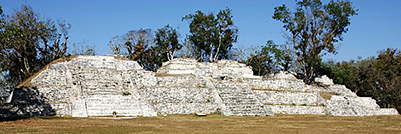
[0, 55, 398, 118]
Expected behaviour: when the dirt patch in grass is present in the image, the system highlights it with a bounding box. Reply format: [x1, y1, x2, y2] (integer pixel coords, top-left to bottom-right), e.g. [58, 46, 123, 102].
[1, 114, 400, 134]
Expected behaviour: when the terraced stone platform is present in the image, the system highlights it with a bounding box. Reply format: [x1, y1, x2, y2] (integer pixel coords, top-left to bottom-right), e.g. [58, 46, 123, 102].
[0, 56, 398, 118]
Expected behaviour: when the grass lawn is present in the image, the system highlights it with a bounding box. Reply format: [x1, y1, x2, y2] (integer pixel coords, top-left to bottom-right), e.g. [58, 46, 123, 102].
[1, 114, 400, 134]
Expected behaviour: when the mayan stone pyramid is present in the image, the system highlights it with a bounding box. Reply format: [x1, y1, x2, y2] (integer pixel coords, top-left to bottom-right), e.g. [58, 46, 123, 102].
[1, 55, 398, 118]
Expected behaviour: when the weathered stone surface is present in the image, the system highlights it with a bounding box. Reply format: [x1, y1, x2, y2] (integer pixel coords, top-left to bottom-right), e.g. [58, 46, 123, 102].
[0, 56, 398, 118]
[254, 90, 318, 106]
[314, 75, 334, 86]
[266, 71, 297, 80]
[216, 82, 273, 116]
[267, 105, 326, 115]
[84, 95, 156, 117]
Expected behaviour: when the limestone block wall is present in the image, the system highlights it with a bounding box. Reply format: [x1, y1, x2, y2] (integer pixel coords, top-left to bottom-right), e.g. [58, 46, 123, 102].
[248, 72, 399, 116]
[248, 79, 317, 92]
[268, 105, 326, 115]
[6, 56, 160, 117]
[30, 63, 73, 86]
[324, 85, 357, 97]
[138, 87, 219, 115]
[84, 95, 157, 117]
[253, 90, 319, 106]
[131, 70, 158, 88]
[158, 58, 198, 75]
[34, 86, 75, 103]
[324, 95, 399, 116]
[1, 56, 399, 118]
[252, 87, 326, 115]
[154, 75, 206, 88]
[212, 60, 256, 79]
[158, 58, 257, 79]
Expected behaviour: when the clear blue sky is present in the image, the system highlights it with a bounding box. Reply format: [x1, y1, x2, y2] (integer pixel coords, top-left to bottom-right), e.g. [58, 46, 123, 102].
[1, 0, 400, 62]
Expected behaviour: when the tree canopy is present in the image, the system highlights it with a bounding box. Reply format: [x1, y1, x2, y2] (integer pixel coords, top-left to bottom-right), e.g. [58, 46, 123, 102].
[319, 48, 401, 113]
[273, 0, 357, 84]
[183, 8, 238, 62]
[155, 25, 182, 61]
[109, 26, 181, 72]
[0, 5, 70, 91]
[244, 40, 292, 76]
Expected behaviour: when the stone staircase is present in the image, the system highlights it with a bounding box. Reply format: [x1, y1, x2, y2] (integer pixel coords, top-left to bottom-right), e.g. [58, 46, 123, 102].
[216, 82, 272, 116]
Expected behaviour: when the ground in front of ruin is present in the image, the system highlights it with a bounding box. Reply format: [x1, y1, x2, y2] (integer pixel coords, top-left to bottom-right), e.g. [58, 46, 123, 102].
[1, 114, 400, 134]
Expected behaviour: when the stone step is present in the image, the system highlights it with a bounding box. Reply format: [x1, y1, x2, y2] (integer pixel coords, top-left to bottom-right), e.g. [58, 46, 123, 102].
[86, 91, 122, 95]
[217, 84, 272, 116]
[266, 105, 326, 115]
[153, 103, 218, 115]
[139, 87, 211, 103]
[253, 90, 319, 106]
[154, 76, 205, 88]
[248, 79, 315, 92]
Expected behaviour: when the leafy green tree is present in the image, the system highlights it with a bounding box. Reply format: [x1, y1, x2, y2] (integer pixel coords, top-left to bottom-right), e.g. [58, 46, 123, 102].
[318, 60, 360, 93]
[155, 25, 181, 61]
[373, 48, 401, 111]
[109, 27, 182, 72]
[0, 5, 70, 90]
[141, 46, 166, 72]
[183, 8, 238, 62]
[319, 48, 401, 113]
[273, 0, 357, 84]
[109, 28, 153, 64]
[0, 5, 3, 23]
[277, 43, 294, 72]
[245, 40, 291, 76]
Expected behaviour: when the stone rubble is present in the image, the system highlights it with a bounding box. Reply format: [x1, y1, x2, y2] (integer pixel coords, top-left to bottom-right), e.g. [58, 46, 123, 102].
[0, 56, 398, 118]
[314, 75, 334, 86]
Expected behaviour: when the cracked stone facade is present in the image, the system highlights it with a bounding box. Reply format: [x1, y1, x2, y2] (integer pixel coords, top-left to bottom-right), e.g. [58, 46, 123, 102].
[0, 55, 398, 118]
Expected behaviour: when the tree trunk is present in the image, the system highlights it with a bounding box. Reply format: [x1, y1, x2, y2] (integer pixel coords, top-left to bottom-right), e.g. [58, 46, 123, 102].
[166, 52, 170, 61]
[209, 46, 214, 62]
[213, 32, 223, 62]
